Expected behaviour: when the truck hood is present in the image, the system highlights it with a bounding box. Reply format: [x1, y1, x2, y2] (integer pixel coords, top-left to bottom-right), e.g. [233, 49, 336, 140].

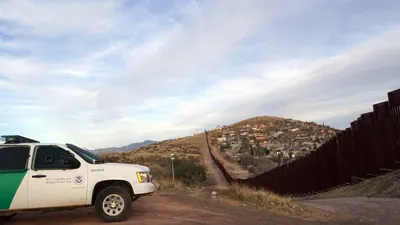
[102, 163, 150, 172]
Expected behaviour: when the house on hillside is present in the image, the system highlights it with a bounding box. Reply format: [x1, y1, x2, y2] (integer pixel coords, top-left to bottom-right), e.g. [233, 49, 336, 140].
[259, 124, 267, 129]
[217, 137, 227, 142]
[260, 142, 268, 148]
[271, 131, 284, 138]
[256, 136, 267, 141]
[215, 125, 222, 130]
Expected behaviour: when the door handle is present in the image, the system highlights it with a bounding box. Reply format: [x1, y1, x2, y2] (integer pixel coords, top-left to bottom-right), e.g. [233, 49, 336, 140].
[32, 175, 47, 178]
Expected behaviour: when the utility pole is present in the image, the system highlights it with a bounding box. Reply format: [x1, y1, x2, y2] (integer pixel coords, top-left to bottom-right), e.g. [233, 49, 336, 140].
[170, 153, 175, 181]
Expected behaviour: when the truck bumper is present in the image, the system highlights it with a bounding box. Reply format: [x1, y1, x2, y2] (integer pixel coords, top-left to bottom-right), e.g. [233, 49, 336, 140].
[133, 182, 155, 195]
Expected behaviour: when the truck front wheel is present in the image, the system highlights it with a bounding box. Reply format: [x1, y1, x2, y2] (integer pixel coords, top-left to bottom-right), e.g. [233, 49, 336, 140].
[95, 186, 132, 222]
[0, 213, 17, 221]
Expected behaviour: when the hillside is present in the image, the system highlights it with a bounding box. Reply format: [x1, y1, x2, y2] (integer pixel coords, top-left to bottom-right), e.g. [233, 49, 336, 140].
[92, 140, 157, 154]
[99, 116, 340, 179]
[100, 134, 209, 181]
[209, 116, 340, 177]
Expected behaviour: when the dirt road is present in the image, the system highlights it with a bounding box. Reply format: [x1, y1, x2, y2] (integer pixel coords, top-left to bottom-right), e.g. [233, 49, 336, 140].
[5, 194, 367, 225]
[210, 145, 249, 179]
[300, 197, 400, 225]
[199, 144, 229, 186]
[204, 135, 249, 180]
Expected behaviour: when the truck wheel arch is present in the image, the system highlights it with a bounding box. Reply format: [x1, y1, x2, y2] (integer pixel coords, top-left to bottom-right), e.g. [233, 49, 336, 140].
[91, 180, 134, 205]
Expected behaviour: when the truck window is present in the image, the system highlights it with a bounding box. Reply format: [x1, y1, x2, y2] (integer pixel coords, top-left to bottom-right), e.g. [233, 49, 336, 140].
[66, 143, 106, 164]
[33, 146, 81, 170]
[0, 146, 30, 172]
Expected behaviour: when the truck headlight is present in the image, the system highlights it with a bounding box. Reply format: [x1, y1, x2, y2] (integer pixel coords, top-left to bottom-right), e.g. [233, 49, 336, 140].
[136, 172, 150, 183]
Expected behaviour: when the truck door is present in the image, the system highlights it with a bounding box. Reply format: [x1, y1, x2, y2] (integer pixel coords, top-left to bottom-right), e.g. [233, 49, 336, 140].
[0, 145, 31, 210]
[28, 145, 88, 209]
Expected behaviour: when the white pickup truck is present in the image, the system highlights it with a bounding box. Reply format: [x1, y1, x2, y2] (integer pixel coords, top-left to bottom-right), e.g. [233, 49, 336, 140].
[0, 135, 155, 223]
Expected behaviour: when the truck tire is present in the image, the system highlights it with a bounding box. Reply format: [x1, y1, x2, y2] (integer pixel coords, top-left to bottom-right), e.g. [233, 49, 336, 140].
[95, 186, 132, 222]
[1, 213, 17, 221]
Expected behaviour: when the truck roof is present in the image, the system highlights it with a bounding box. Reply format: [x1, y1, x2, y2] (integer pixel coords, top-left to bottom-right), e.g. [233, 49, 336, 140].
[0, 143, 65, 146]
[1, 135, 40, 144]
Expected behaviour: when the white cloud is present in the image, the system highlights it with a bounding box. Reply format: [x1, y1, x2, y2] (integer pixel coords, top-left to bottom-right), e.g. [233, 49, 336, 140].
[1, 0, 400, 148]
[172, 28, 400, 129]
[0, 57, 48, 82]
[90, 42, 128, 60]
[0, 0, 119, 36]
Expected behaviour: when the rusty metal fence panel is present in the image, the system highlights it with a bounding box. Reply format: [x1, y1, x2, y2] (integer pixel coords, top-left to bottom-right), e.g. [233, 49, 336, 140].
[205, 88, 400, 195]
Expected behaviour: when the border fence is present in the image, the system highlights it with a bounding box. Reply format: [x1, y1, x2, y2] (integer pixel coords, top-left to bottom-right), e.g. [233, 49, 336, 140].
[205, 88, 400, 196]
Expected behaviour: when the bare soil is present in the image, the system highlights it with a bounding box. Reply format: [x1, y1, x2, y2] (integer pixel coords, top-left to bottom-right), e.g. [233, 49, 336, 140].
[3, 194, 374, 225]
[199, 144, 229, 186]
[300, 197, 400, 225]
[209, 144, 249, 179]
[303, 170, 400, 200]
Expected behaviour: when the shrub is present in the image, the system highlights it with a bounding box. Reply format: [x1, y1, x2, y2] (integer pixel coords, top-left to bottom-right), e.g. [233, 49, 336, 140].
[186, 155, 200, 163]
[102, 154, 120, 162]
[220, 184, 296, 215]
[149, 163, 165, 179]
[240, 155, 255, 167]
[174, 161, 207, 186]
[155, 179, 304, 217]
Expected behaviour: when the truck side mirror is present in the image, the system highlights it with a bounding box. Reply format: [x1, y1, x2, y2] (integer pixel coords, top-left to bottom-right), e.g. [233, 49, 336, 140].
[62, 155, 80, 169]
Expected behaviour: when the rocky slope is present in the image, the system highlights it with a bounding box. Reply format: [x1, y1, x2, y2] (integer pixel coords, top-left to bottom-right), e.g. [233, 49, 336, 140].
[209, 116, 340, 176]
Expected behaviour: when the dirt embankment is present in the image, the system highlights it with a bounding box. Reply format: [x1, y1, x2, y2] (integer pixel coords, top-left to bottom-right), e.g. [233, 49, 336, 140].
[300, 197, 400, 225]
[303, 170, 400, 200]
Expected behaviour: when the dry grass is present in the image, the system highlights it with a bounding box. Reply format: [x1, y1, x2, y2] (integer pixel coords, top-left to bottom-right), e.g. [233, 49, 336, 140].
[231, 116, 285, 127]
[216, 184, 303, 216]
[101, 134, 206, 167]
[101, 130, 313, 218]
[130, 134, 204, 157]
[155, 178, 307, 217]
[304, 169, 400, 200]
[155, 178, 208, 196]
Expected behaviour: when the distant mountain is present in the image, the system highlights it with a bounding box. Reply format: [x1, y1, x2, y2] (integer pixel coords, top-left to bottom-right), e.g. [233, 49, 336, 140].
[92, 140, 157, 155]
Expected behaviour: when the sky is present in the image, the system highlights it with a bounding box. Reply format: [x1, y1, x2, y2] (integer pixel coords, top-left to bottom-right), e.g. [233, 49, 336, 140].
[0, 0, 399, 149]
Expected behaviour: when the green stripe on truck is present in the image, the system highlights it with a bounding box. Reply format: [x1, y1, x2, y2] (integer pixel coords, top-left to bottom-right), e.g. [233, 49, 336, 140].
[0, 170, 28, 210]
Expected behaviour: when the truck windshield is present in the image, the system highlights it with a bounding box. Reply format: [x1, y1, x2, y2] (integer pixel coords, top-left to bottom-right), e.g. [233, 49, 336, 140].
[66, 143, 106, 164]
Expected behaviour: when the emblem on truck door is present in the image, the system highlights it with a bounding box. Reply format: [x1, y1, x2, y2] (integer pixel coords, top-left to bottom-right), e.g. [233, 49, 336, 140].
[73, 175, 84, 185]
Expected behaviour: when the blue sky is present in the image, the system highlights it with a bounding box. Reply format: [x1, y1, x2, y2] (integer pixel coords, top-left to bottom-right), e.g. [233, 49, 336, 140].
[1, 0, 400, 149]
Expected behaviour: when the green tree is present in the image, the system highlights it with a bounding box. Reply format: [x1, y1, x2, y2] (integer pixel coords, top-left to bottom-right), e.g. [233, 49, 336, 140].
[220, 144, 225, 153]
[255, 140, 261, 156]
[240, 137, 250, 153]
[174, 161, 207, 186]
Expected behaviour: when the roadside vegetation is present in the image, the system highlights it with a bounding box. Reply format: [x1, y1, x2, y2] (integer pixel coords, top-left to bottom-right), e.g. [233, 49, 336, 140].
[155, 178, 309, 218]
[101, 132, 310, 218]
